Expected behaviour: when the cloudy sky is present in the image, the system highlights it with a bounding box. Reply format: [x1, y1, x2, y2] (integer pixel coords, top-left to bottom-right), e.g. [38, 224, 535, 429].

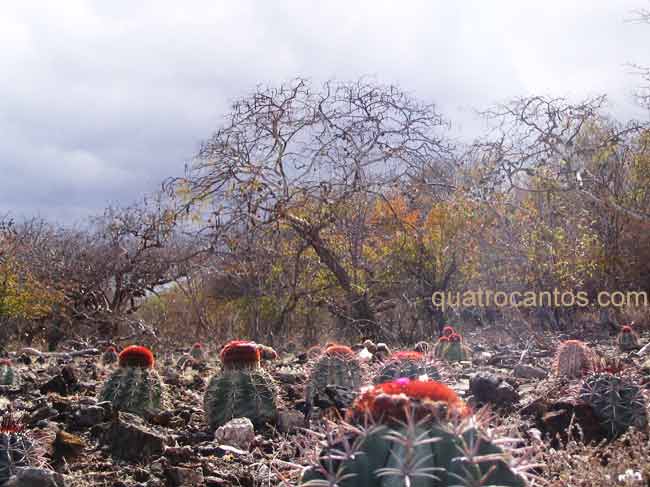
[1, 1, 649, 223]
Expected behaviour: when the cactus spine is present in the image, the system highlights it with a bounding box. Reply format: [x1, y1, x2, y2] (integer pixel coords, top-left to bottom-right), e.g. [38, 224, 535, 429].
[373, 351, 440, 384]
[301, 378, 527, 486]
[0, 360, 14, 386]
[305, 345, 363, 408]
[554, 340, 593, 378]
[98, 345, 166, 418]
[0, 411, 45, 485]
[579, 373, 648, 439]
[204, 341, 278, 431]
[617, 326, 640, 352]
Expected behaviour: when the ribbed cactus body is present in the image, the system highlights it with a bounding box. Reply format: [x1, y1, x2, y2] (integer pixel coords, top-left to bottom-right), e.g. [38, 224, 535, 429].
[554, 340, 592, 378]
[0, 430, 33, 485]
[373, 353, 440, 384]
[301, 379, 526, 486]
[306, 351, 363, 406]
[204, 367, 278, 430]
[0, 364, 14, 386]
[98, 366, 166, 417]
[579, 373, 648, 439]
[617, 328, 640, 352]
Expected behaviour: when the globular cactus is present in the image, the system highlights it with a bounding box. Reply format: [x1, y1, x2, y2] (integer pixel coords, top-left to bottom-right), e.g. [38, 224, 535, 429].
[579, 373, 648, 439]
[190, 343, 206, 361]
[98, 346, 167, 418]
[204, 340, 278, 431]
[438, 333, 471, 362]
[101, 346, 118, 366]
[433, 336, 450, 358]
[617, 326, 640, 352]
[373, 351, 440, 384]
[306, 345, 364, 409]
[554, 340, 593, 379]
[442, 325, 455, 337]
[301, 378, 528, 486]
[0, 360, 15, 386]
[0, 411, 46, 485]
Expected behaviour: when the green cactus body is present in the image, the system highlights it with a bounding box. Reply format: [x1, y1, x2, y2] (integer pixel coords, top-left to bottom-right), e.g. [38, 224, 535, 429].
[554, 340, 592, 378]
[579, 373, 648, 439]
[204, 340, 278, 431]
[0, 364, 14, 386]
[0, 414, 41, 485]
[204, 367, 278, 430]
[617, 327, 640, 352]
[433, 339, 449, 358]
[190, 344, 205, 361]
[373, 352, 440, 384]
[301, 379, 526, 486]
[438, 335, 470, 363]
[98, 346, 166, 418]
[99, 366, 165, 417]
[306, 347, 363, 406]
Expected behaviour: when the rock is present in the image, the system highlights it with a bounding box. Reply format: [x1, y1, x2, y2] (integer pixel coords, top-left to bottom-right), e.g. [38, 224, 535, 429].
[39, 366, 78, 396]
[277, 409, 304, 433]
[536, 399, 607, 446]
[7, 467, 65, 487]
[469, 372, 519, 407]
[73, 405, 106, 428]
[513, 364, 548, 379]
[52, 430, 85, 462]
[214, 417, 255, 451]
[102, 411, 166, 461]
[166, 466, 204, 487]
[204, 477, 228, 487]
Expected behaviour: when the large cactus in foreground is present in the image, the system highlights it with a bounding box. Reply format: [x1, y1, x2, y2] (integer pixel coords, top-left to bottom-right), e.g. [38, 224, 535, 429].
[617, 326, 640, 352]
[305, 345, 364, 407]
[554, 340, 593, 379]
[0, 411, 46, 485]
[0, 360, 15, 386]
[373, 351, 440, 384]
[301, 378, 528, 486]
[98, 346, 166, 418]
[579, 373, 648, 439]
[204, 340, 278, 431]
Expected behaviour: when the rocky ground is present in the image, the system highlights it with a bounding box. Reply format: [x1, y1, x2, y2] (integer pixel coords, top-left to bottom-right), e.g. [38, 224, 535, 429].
[1, 325, 649, 487]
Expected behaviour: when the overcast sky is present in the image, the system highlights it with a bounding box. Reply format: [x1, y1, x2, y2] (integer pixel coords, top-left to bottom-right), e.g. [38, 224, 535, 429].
[1, 1, 649, 223]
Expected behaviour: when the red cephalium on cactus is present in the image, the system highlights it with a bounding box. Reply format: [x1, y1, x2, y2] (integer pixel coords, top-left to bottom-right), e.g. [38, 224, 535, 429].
[323, 344, 355, 357]
[118, 346, 155, 368]
[449, 333, 462, 342]
[220, 340, 261, 368]
[349, 378, 470, 424]
[442, 325, 455, 337]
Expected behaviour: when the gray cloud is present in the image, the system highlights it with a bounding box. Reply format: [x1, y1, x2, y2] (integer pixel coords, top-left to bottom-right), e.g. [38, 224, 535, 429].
[1, 0, 648, 222]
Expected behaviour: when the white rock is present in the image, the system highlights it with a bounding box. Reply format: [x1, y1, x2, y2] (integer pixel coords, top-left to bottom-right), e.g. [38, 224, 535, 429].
[358, 348, 373, 362]
[215, 417, 255, 450]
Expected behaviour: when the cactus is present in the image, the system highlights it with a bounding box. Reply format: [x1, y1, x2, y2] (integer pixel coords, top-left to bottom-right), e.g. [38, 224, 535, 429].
[258, 344, 279, 361]
[98, 345, 167, 418]
[442, 325, 455, 337]
[101, 346, 119, 366]
[190, 343, 205, 361]
[554, 340, 593, 379]
[373, 351, 440, 384]
[617, 326, 640, 352]
[579, 373, 648, 439]
[204, 340, 278, 431]
[433, 336, 450, 358]
[306, 345, 364, 409]
[301, 378, 527, 486]
[438, 333, 470, 362]
[0, 410, 46, 485]
[0, 360, 15, 386]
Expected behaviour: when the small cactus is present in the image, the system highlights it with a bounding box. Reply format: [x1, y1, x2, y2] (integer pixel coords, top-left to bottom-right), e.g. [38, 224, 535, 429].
[442, 325, 455, 337]
[433, 336, 450, 358]
[373, 351, 440, 384]
[301, 378, 527, 486]
[0, 411, 47, 485]
[305, 345, 364, 410]
[580, 373, 648, 439]
[101, 346, 119, 366]
[98, 345, 167, 418]
[438, 333, 470, 362]
[204, 340, 278, 431]
[617, 326, 640, 352]
[189, 343, 205, 361]
[554, 340, 593, 379]
[0, 360, 15, 386]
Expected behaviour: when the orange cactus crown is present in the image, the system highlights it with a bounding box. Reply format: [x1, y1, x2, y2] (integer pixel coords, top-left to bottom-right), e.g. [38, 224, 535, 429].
[118, 346, 155, 368]
[390, 351, 424, 361]
[621, 326, 633, 333]
[350, 378, 469, 424]
[323, 344, 355, 357]
[438, 336, 450, 343]
[220, 340, 260, 367]
[442, 326, 455, 337]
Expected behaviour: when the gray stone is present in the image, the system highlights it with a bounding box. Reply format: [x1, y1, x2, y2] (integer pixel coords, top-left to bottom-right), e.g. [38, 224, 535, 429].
[8, 467, 65, 487]
[513, 364, 548, 379]
[102, 412, 165, 461]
